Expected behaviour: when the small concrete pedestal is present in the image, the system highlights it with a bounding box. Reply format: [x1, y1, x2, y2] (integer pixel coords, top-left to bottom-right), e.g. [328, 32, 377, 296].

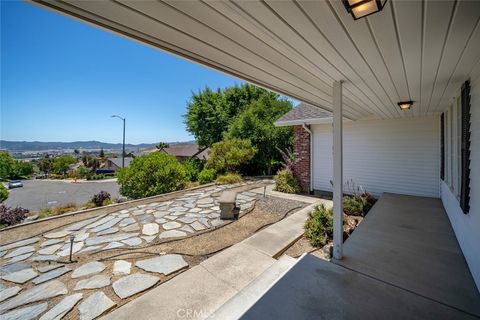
[218, 191, 237, 220]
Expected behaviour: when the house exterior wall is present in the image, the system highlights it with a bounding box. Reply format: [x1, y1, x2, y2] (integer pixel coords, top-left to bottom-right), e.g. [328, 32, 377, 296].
[442, 66, 480, 291]
[292, 125, 311, 193]
[311, 116, 440, 198]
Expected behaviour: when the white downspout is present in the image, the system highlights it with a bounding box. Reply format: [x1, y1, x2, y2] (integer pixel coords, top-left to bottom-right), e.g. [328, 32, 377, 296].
[302, 123, 313, 193]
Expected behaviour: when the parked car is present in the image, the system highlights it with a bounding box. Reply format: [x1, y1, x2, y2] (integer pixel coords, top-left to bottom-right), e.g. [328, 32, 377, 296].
[8, 180, 23, 189]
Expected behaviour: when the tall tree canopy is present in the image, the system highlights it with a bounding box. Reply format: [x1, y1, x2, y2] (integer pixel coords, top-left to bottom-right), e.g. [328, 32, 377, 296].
[184, 84, 293, 175]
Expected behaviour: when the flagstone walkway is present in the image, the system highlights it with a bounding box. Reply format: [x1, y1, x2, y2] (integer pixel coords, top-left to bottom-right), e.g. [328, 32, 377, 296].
[0, 181, 266, 320]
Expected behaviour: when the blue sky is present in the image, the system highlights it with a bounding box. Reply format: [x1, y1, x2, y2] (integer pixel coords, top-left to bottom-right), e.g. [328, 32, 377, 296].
[0, 1, 242, 144]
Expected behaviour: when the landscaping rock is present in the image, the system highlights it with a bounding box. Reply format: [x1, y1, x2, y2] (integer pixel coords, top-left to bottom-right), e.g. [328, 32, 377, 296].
[142, 223, 159, 236]
[135, 254, 188, 275]
[32, 266, 71, 285]
[112, 273, 160, 299]
[0, 268, 38, 284]
[0, 238, 40, 253]
[113, 260, 131, 275]
[39, 293, 83, 320]
[74, 275, 110, 290]
[0, 280, 67, 312]
[71, 261, 105, 278]
[78, 292, 116, 320]
[2, 302, 48, 320]
[4, 246, 35, 259]
[0, 286, 22, 303]
[158, 230, 186, 239]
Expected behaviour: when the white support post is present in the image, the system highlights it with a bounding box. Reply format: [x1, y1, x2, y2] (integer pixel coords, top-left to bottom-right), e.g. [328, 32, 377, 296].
[333, 81, 343, 260]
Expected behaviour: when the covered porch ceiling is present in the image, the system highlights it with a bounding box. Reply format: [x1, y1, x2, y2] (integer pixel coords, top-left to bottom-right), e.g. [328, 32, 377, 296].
[32, 0, 480, 120]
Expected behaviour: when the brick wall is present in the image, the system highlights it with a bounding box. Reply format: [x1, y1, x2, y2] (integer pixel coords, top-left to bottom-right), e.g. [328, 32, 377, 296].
[293, 125, 311, 193]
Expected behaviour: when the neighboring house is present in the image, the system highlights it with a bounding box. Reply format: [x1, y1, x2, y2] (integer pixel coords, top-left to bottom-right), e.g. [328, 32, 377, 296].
[104, 157, 134, 171]
[158, 143, 210, 161]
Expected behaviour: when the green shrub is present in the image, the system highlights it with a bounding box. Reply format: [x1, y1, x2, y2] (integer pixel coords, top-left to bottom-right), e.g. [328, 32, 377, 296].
[274, 169, 301, 194]
[91, 191, 111, 207]
[76, 166, 91, 179]
[198, 168, 216, 184]
[183, 159, 204, 182]
[0, 184, 8, 202]
[215, 172, 242, 185]
[86, 173, 105, 181]
[38, 207, 53, 219]
[206, 139, 257, 173]
[305, 204, 333, 247]
[343, 193, 376, 216]
[117, 153, 187, 199]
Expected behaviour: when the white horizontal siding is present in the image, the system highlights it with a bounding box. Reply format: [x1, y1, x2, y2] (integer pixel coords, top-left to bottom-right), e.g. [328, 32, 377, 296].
[312, 116, 440, 198]
[442, 62, 480, 291]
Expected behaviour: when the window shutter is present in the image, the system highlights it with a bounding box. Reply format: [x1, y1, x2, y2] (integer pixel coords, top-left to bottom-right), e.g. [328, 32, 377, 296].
[440, 113, 445, 180]
[460, 80, 471, 214]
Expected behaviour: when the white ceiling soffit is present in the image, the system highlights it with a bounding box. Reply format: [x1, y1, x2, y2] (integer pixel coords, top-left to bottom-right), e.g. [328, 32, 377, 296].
[32, 0, 480, 120]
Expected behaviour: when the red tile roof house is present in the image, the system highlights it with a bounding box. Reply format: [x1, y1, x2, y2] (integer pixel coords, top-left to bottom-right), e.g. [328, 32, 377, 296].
[28, 1, 480, 318]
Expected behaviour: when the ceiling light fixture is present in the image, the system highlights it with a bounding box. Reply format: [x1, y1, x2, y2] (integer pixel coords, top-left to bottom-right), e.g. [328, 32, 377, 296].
[342, 0, 387, 20]
[398, 101, 413, 110]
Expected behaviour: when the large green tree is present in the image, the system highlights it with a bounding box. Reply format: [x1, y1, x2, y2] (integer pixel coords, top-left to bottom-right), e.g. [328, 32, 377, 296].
[0, 152, 14, 180]
[184, 84, 293, 174]
[52, 155, 77, 175]
[0, 152, 34, 179]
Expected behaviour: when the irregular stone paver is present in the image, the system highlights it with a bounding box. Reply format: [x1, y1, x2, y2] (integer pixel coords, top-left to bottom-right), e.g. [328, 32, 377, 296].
[135, 254, 188, 276]
[158, 230, 186, 239]
[164, 215, 178, 220]
[71, 261, 105, 278]
[177, 217, 196, 224]
[113, 260, 131, 275]
[40, 239, 64, 248]
[44, 231, 70, 239]
[0, 251, 6, 258]
[0, 268, 38, 284]
[180, 225, 195, 233]
[155, 218, 167, 224]
[141, 236, 156, 243]
[37, 264, 63, 273]
[142, 223, 159, 236]
[78, 292, 116, 320]
[90, 217, 122, 233]
[122, 223, 140, 232]
[0, 262, 32, 275]
[122, 237, 142, 246]
[74, 275, 110, 290]
[0, 238, 40, 253]
[73, 232, 90, 242]
[65, 216, 101, 231]
[119, 217, 135, 227]
[0, 280, 67, 312]
[39, 293, 83, 320]
[96, 227, 119, 236]
[32, 266, 71, 285]
[78, 245, 103, 253]
[56, 242, 84, 257]
[38, 244, 62, 255]
[0, 286, 22, 303]
[85, 216, 114, 229]
[4, 246, 35, 259]
[31, 255, 59, 262]
[112, 273, 160, 299]
[5, 252, 33, 264]
[162, 221, 181, 230]
[102, 242, 124, 250]
[2, 302, 48, 320]
[190, 221, 206, 231]
[85, 233, 136, 246]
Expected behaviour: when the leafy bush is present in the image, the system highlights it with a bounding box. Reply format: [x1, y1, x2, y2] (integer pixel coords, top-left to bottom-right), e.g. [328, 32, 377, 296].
[52, 155, 77, 175]
[86, 173, 105, 181]
[0, 184, 8, 202]
[343, 193, 376, 216]
[215, 172, 242, 185]
[206, 139, 257, 173]
[183, 159, 204, 182]
[0, 204, 29, 227]
[91, 191, 111, 207]
[274, 169, 301, 194]
[117, 153, 187, 199]
[305, 204, 333, 247]
[76, 166, 91, 179]
[198, 168, 216, 184]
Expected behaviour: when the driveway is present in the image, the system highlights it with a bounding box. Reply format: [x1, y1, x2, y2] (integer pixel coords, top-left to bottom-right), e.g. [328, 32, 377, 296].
[3, 179, 120, 212]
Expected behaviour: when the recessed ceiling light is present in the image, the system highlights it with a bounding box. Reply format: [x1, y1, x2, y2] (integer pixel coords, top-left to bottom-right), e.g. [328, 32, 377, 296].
[397, 101, 413, 110]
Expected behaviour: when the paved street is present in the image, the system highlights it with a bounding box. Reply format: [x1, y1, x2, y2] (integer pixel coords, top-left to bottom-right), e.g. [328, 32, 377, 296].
[3, 179, 120, 212]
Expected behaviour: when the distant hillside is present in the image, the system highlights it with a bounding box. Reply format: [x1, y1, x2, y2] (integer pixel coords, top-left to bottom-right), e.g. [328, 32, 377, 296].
[0, 140, 195, 152]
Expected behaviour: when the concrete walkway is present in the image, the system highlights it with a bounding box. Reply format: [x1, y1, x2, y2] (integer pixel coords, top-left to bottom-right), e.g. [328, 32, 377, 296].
[240, 193, 480, 319]
[101, 201, 320, 320]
